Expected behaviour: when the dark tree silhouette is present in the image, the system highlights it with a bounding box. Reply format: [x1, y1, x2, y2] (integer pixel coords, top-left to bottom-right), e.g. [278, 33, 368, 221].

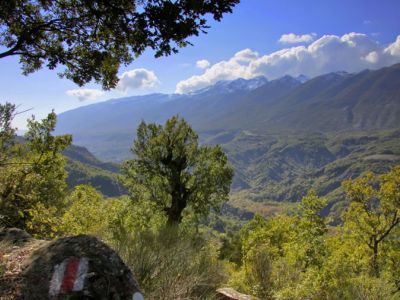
[0, 0, 239, 89]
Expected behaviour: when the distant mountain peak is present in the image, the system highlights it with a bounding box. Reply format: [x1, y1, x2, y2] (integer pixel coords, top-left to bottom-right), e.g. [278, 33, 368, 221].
[318, 70, 350, 81]
[335, 70, 350, 76]
[271, 75, 300, 84]
[295, 74, 309, 83]
[191, 76, 268, 95]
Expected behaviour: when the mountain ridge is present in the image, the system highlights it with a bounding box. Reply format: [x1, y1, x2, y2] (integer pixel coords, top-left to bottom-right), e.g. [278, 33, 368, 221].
[56, 63, 400, 161]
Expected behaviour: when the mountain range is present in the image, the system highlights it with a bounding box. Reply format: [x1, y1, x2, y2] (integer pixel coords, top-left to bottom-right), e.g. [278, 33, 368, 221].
[56, 63, 400, 162]
[56, 63, 400, 218]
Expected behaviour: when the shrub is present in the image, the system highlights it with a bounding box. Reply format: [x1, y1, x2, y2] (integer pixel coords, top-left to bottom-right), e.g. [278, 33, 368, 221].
[111, 225, 227, 300]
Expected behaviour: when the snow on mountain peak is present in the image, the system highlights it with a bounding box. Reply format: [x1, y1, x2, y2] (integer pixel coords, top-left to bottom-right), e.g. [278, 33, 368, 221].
[191, 76, 268, 95]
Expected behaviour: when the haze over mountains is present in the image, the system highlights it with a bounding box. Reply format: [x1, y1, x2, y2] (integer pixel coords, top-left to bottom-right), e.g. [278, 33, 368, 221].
[56, 63, 400, 161]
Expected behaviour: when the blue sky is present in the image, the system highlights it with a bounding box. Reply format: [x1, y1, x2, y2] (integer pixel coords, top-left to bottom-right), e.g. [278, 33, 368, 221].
[1, 0, 400, 128]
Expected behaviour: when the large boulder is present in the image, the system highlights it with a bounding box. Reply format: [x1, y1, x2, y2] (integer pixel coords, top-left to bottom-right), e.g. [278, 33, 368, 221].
[0, 228, 144, 300]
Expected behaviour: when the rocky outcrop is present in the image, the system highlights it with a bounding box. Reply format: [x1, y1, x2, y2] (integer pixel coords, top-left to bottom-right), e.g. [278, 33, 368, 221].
[0, 228, 143, 300]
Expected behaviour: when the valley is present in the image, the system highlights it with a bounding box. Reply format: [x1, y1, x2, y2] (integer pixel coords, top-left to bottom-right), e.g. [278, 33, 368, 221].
[58, 64, 400, 220]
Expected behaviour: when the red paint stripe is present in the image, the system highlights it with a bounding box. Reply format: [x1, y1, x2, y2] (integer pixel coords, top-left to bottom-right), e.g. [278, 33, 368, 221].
[60, 257, 80, 294]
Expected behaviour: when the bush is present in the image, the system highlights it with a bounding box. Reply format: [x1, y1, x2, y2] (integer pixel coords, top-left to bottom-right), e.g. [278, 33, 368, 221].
[111, 225, 227, 300]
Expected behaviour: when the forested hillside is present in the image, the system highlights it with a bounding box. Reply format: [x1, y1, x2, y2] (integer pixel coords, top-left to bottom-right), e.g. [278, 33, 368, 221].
[62, 129, 400, 220]
[63, 145, 125, 197]
[219, 129, 400, 220]
[55, 64, 400, 218]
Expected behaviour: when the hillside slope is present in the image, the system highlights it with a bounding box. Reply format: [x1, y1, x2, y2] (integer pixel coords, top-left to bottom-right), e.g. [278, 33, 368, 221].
[55, 64, 400, 217]
[63, 145, 126, 197]
[56, 64, 400, 161]
[222, 129, 400, 219]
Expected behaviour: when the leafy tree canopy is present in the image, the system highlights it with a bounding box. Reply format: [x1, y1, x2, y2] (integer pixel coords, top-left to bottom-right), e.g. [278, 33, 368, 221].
[60, 185, 106, 236]
[343, 167, 400, 276]
[0, 102, 71, 236]
[122, 116, 234, 225]
[0, 0, 239, 89]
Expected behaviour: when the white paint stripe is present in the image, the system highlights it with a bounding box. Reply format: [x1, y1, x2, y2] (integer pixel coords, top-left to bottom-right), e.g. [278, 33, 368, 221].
[133, 292, 144, 300]
[49, 260, 68, 296]
[72, 257, 89, 291]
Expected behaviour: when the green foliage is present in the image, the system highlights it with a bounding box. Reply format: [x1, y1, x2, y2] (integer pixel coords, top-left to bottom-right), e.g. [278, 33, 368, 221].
[0, 0, 239, 88]
[55, 182, 165, 240]
[343, 166, 400, 277]
[60, 185, 107, 236]
[122, 116, 234, 225]
[106, 197, 166, 247]
[295, 190, 327, 269]
[225, 166, 400, 299]
[217, 129, 400, 222]
[227, 214, 297, 298]
[111, 225, 226, 300]
[0, 103, 71, 237]
[0, 103, 16, 165]
[26, 203, 62, 239]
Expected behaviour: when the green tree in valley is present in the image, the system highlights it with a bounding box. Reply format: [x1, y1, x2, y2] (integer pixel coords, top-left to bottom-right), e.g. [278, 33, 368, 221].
[0, 103, 71, 236]
[0, 0, 239, 89]
[343, 166, 400, 277]
[122, 116, 234, 225]
[229, 192, 328, 299]
[295, 190, 327, 269]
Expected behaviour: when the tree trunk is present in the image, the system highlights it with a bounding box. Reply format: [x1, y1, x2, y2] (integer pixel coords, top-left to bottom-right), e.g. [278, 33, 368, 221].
[165, 194, 187, 226]
[370, 239, 379, 277]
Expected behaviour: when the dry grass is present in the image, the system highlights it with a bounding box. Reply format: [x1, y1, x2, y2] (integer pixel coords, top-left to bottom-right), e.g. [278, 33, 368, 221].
[0, 240, 47, 300]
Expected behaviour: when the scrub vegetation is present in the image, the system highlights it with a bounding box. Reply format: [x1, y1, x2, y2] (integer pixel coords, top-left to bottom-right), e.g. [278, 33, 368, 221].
[1, 104, 399, 299]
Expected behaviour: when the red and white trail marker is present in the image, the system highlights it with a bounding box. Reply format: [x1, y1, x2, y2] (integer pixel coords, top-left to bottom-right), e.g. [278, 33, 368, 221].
[49, 256, 89, 296]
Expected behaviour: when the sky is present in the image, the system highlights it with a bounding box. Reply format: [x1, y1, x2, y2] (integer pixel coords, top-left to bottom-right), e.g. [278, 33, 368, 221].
[1, 0, 400, 129]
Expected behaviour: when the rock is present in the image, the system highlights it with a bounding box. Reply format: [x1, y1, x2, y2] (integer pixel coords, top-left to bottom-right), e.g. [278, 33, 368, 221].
[0, 228, 144, 300]
[0, 228, 32, 244]
[216, 287, 260, 300]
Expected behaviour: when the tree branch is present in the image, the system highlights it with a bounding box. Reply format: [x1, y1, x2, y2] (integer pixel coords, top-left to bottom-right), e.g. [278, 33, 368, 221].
[0, 39, 25, 59]
[377, 211, 399, 243]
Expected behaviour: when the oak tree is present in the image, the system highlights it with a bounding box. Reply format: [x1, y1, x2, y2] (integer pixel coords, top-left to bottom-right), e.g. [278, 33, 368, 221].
[122, 116, 233, 225]
[343, 167, 400, 276]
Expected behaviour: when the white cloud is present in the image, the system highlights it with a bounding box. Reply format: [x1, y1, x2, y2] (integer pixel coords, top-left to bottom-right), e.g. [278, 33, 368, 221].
[66, 88, 104, 101]
[196, 59, 210, 69]
[279, 33, 316, 44]
[364, 51, 379, 63]
[117, 68, 159, 93]
[385, 35, 400, 57]
[176, 49, 259, 93]
[66, 68, 159, 100]
[175, 33, 400, 94]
